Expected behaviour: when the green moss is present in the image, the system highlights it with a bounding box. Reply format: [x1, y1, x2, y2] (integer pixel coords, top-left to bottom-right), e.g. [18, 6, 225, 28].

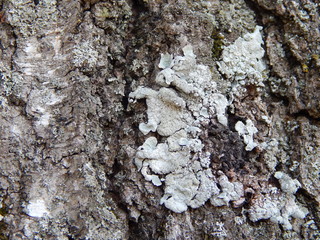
[211, 30, 224, 60]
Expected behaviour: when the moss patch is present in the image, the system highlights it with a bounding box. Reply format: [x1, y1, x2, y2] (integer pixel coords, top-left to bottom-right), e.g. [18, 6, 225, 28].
[211, 30, 224, 60]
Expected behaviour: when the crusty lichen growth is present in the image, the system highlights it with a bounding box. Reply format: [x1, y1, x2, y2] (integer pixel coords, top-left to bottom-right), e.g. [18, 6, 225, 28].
[0, 63, 13, 96]
[249, 172, 308, 230]
[92, 0, 132, 32]
[235, 119, 258, 151]
[72, 41, 99, 69]
[215, 0, 256, 34]
[1, 0, 318, 238]
[131, 44, 310, 231]
[217, 26, 267, 94]
[6, 0, 58, 37]
[130, 46, 236, 213]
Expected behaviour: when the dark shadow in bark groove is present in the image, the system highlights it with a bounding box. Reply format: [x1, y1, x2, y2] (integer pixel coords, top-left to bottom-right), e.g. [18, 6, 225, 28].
[296, 188, 320, 230]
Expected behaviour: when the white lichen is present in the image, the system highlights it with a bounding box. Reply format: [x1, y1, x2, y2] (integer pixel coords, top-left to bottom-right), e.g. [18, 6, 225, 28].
[154, 45, 228, 126]
[160, 169, 200, 213]
[211, 222, 228, 238]
[210, 171, 244, 207]
[211, 94, 229, 126]
[129, 87, 187, 136]
[135, 136, 190, 175]
[189, 170, 220, 208]
[218, 26, 266, 84]
[26, 199, 50, 218]
[235, 119, 258, 151]
[249, 172, 308, 230]
[158, 53, 173, 69]
[130, 46, 242, 213]
[274, 171, 301, 194]
[72, 41, 99, 68]
[249, 194, 308, 230]
[160, 169, 220, 213]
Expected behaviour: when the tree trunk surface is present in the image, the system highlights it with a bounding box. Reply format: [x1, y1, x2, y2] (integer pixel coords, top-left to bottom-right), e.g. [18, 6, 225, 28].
[0, 0, 319, 239]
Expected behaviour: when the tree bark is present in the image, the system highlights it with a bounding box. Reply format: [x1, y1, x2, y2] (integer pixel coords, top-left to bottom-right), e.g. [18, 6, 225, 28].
[0, 0, 319, 239]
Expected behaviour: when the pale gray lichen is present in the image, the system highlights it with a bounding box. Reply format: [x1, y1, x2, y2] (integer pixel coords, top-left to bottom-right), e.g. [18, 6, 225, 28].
[0, 63, 14, 96]
[154, 45, 229, 126]
[214, 0, 256, 35]
[235, 119, 258, 151]
[261, 138, 280, 171]
[249, 194, 308, 230]
[130, 46, 243, 213]
[217, 26, 267, 99]
[189, 169, 220, 208]
[26, 199, 50, 218]
[160, 169, 200, 213]
[210, 171, 244, 207]
[249, 172, 308, 230]
[274, 172, 301, 194]
[158, 53, 173, 69]
[261, 131, 291, 172]
[82, 162, 128, 240]
[72, 41, 99, 68]
[297, 123, 320, 203]
[218, 26, 266, 83]
[211, 221, 228, 238]
[160, 168, 220, 213]
[135, 136, 190, 176]
[131, 59, 149, 75]
[7, 0, 59, 37]
[92, 0, 132, 32]
[129, 87, 188, 136]
[210, 94, 229, 126]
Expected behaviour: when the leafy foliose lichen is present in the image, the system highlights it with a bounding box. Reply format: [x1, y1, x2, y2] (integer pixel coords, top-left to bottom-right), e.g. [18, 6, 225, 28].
[130, 46, 242, 213]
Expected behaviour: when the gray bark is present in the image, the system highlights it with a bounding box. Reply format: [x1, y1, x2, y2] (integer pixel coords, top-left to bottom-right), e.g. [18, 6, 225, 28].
[0, 0, 319, 239]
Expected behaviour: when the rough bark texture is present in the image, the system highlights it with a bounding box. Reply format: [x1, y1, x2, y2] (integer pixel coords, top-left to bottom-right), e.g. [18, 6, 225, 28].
[0, 0, 319, 239]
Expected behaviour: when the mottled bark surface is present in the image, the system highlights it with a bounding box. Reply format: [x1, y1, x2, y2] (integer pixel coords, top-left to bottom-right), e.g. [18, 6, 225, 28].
[0, 0, 319, 239]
